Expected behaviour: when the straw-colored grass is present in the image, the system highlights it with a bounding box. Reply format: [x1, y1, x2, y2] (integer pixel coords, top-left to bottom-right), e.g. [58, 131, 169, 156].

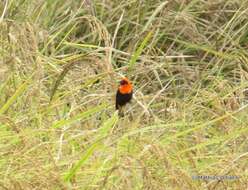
[0, 0, 247, 189]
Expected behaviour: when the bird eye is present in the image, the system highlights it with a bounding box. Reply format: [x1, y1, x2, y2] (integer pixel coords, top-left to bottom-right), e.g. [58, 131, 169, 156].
[120, 80, 127, 85]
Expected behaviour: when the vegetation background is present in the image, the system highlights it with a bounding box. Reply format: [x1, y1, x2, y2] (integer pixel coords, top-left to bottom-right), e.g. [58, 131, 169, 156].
[0, 0, 247, 189]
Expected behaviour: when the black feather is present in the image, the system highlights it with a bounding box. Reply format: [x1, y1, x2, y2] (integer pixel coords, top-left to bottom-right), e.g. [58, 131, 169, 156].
[115, 90, 133, 110]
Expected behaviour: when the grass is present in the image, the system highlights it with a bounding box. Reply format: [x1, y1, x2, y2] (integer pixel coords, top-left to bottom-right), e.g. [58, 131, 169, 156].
[0, 0, 248, 189]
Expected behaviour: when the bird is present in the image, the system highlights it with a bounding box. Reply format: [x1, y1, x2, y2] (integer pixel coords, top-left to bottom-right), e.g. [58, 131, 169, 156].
[115, 77, 133, 116]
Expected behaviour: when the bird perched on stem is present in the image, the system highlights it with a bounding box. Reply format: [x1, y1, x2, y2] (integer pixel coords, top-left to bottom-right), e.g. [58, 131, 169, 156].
[116, 77, 133, 116]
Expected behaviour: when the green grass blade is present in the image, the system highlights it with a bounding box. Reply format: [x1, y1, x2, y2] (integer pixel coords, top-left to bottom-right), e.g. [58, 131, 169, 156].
[170, 38, 236, 60]
[142, 1, 168, 33]
[63, 140, 102, 182]
[97, 111, 118, 138]
[128, 31, 153, 71]
[0, 76, 32, 116]
[179, 126, 248, 154]
[51, 104, 108, 128]
[63, 112, 118, 182]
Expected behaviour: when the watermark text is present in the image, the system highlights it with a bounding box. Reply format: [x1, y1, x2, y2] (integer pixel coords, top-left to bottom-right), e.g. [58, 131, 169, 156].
[192, 175, 239, 181]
